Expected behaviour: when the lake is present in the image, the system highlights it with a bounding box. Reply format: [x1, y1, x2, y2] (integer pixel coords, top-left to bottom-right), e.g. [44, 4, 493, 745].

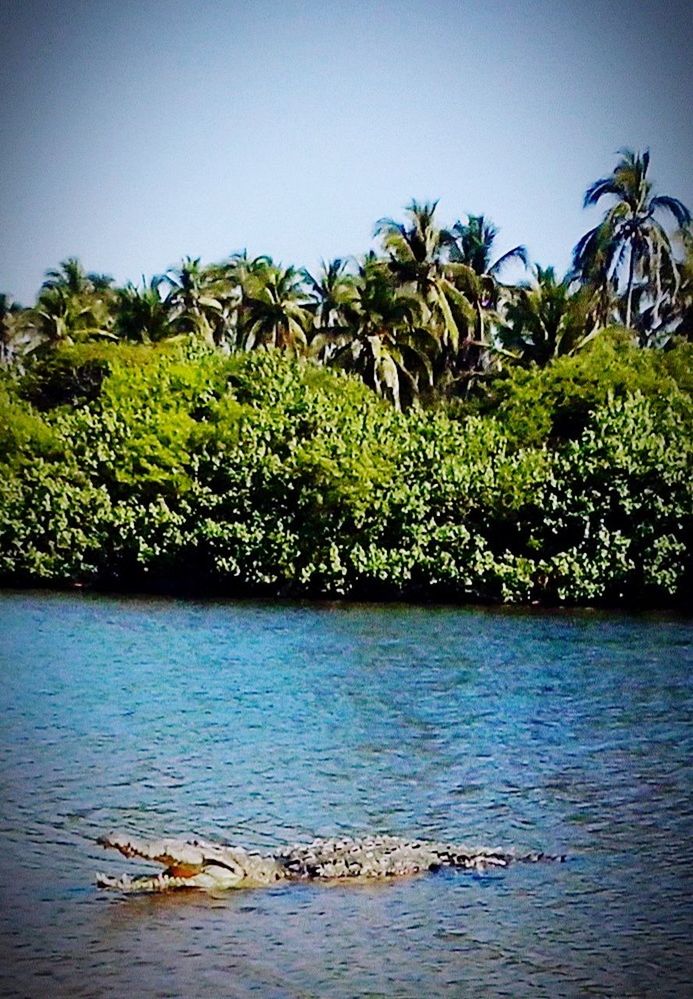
[0, 591, 691, 997]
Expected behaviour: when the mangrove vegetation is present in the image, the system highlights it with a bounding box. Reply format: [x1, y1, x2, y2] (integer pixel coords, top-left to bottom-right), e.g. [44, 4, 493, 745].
[1, 150, 691, 605]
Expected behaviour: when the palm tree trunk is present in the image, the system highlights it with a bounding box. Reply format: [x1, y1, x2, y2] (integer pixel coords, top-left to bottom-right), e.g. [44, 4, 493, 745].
[625, 242, 636, 328]
[476, 302, 484, 343]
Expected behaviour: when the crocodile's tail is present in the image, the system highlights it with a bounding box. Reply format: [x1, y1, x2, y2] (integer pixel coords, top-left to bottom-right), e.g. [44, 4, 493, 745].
[516, 850, 567, 864]
[434, 847, 566, 870]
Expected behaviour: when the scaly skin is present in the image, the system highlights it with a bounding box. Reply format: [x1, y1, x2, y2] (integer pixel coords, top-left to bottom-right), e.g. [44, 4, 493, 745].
[96, 832, 565, 893]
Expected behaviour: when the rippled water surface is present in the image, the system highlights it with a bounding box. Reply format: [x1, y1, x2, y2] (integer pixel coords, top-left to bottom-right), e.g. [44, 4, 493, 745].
[0, 592, 691, 997]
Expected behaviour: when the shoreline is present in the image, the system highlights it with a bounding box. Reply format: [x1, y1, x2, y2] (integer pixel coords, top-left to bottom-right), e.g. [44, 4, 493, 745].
[1, 582, 689, 616]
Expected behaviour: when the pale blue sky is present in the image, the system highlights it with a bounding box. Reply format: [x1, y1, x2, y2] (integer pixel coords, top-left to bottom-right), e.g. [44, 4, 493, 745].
[1, 0, 691, 303]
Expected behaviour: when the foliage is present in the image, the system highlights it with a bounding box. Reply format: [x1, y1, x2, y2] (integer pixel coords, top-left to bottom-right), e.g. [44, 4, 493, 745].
[312, 255, 433, 410]
[0, 339, 689, 606]
[472, 329, 693, 446]
[446, 213, 528, 351]
[2, 150, 690, 410]
[239, 262, 313, 354]
[573, 148, 691, 335]
[115, 276, 174, 343]
[0, 152, 690, 606]
[498, 266, 599, 366]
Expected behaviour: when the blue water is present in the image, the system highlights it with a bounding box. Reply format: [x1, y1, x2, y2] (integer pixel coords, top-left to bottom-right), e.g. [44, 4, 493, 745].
[0, 591, 691, 997]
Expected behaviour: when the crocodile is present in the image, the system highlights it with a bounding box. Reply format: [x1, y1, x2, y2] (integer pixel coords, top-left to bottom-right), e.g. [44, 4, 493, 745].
[96, 831, 565, 893]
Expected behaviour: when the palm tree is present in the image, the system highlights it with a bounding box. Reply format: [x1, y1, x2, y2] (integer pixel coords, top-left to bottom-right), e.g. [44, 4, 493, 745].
[115, 276, 173, 343]
[573, 149, 691, 329]
[0, 294, 25, 365]
[498, 265, 599, 366]
[314, 255, 434, 409]
[163, 257, 229, 345]
[374, 200, 474, 352]
[446, 214, 528, 335]
[240, 262, 313, 355]
[447, 215, 528, 280]
[42, 257, 114, 297]
[220, 251, 274, 347]
[225, 250, 274, 288]
[304, 258, 359, 334]
[442, 214, 529, 385]
[633, 226, 693, 344]
[33, 287, 114, 349]
[671, 227, 693, 338]
[569, 218, 620, 329]
[32, 257, 117, 346]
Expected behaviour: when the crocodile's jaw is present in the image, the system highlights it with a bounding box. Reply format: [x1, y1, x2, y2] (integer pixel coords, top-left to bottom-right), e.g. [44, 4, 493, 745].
[96, 865, 244, 893]
[95, 832, 289, 892]
[96, 833, 251, 892]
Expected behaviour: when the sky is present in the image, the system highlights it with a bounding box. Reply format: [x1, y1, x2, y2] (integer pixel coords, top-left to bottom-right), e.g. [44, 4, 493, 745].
[1, 0, 691, 303]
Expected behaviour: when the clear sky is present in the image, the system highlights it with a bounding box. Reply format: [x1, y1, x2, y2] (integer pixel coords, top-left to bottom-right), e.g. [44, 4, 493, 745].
[1, 0, 691, 303]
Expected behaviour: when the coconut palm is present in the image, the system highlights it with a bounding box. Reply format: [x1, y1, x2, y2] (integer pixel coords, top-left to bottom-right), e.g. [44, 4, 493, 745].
[33, 257, 117, 345]
[240, 262, 313, 354]
[314, 255, 434, 409]
[220, 251, 274, 347]
[225, 250, 274, 289]
[0, 294, 26, 365]
[569, 218, 620, 329]
[632, 226, 693, 344]
[163, 257, 230, 345]
[304, 258, 359, 334]
[33, 284, 114, 347]
[115, 276, 174, 343]
[374, 200, 474, 352]
[42, 257, 114, 297]
[447, 215, 528, 281]
[498, 266, 599, 366]
[573, 149, 691, 329]
[446, 214, 528, 335]
[670, 227, 693, 338]
[442, 214, 529, 385]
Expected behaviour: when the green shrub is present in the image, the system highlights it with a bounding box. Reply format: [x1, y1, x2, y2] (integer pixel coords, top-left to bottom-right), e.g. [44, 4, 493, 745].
[472, 330, 693, 446]
[0, 339, 689, 605]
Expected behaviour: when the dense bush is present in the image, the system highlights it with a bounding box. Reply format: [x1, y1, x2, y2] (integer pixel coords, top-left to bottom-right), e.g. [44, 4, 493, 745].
[466, 329, 693, 445]
[0, 335, 690, 605]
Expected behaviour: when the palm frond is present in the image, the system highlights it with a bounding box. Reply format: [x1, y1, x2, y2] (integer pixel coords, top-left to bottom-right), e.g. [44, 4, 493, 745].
[650, 195, 692, 228]
[583, 177, 620, 207]
[489, 244, 529, 275]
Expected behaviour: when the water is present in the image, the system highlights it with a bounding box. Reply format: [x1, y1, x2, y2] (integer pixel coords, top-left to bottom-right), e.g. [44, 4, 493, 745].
[0, 591, 691, 998]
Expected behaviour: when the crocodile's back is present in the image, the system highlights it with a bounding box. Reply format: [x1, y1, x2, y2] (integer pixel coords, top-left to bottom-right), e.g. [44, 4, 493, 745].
[274, 835, 515, 879]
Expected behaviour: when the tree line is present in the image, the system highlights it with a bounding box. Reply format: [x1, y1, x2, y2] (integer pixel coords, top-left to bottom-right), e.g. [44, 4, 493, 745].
[0, 149, 690, 606]
[2, 149, 691, 408]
